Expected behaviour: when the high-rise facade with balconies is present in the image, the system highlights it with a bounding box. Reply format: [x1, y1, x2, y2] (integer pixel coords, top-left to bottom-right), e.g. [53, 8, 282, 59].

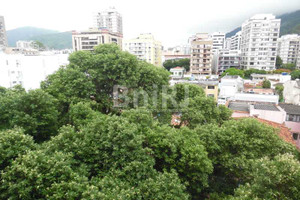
[190, 33, 213, 75]
[72, 28, 123, 51]
[277, 34, 300, 64]
[240, 14, 280, 71]
[210, 32, 225, 52]
[0, 16, 8, 49]
[123, 33, 162, 66]
[230, 31, 241, 50]
[95, 7, 123, 35]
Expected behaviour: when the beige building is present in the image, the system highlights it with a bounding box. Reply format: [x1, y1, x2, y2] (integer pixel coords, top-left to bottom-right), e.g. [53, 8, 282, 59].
[123, 33, 162, 66]
[72, 28, 122, 51]
[190, 33, 213, 75]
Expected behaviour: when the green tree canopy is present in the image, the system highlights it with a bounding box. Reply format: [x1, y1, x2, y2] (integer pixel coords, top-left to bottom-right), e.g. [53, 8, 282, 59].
[231, 153, 300, 200]
[262, 79, 271, 88]
[291, 69, 300, 80]
[276, 55, 283, 68]
[244, 68, 267, 79]
[221, 68, 244, 78]
[0, 88, 59, 142]
[163, 58, 190, 71]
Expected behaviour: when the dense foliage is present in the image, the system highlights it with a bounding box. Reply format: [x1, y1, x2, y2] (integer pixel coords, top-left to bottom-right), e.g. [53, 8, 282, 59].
[262, 79, 271, 88]
[291, 70, 300, 80]
[163, 58, 190, 71]
[1, 44, 299, 199]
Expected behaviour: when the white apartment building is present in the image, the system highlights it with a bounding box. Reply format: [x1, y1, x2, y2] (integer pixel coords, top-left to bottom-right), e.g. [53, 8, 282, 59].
[225, 38, 231, 50]
[277, 34, 300, 64]
[16, 41, 35, 50]
[72, 28, 123, 51]
[190, 33, 213, 75]
[94, 7, 123, 35]
[283, 80, 300, 105]
[230, 31, 241, 50]
[123, 33, 162, 66]
[298, 51, 300, 69]
[213, 49, 241, 74]
[0, 16, 7, 49]
[240, 14, 281, 71]
[0, 52, 69, 90]
[210, 32, 225, 51]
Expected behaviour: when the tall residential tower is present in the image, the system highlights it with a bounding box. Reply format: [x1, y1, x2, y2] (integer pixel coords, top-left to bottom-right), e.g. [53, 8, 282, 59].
[240, 14, 280, 71]
[190, 33, 213, 75]
[95, 7, 123, 35]
[277, 34, 300, 65]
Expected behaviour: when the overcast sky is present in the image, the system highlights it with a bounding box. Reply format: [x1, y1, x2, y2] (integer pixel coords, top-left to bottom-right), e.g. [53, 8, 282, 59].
[0, 0, 299, 47]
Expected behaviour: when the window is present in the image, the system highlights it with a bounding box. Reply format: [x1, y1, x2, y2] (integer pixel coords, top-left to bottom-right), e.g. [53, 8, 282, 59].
[293, 133, 299, 140]
[208, 86, 215, 89]
[207, 94, 215, 97]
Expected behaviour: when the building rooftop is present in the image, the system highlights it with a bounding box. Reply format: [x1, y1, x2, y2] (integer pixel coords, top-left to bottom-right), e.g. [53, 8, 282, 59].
[228, 102, 249, 112]
[222, 75, 242, 79]
[279, 103, 300, 115]
[254, 104, 280, 111]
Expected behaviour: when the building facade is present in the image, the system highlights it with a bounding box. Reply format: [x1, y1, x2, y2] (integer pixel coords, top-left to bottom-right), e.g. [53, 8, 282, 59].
[277, 34, 300, 64]
[230, 31, 241, 50]
[72, 29, 123, 51]
[214, 49, 241, 74]
[283, 80, 300, 105]
[0, 52, 69, 90]
[94, 7, 123, 35]
[0, 16, 7, 49]
[240, 14, 280, 71]
[210, 32, 225, 51]
[123, 33, 162, 66]
[190, 33, 213, 75]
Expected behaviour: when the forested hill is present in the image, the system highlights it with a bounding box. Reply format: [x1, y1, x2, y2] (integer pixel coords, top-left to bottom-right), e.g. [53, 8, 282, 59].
[6, 27, 72, 49]
[226, 9, 300, 38]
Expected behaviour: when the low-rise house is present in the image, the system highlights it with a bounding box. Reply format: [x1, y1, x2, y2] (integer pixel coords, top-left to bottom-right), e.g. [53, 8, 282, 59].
[251, 73, 291, 83]
[170, 67, 185, 78]
[250, 104, 286, 124]
[170, 79, 219, 101]
[232, 93, 279, 104]
[283, 80, 300, 105]
[244, 88, 275, 95]
[279, 103, 300, 148]
[219, 75, 244, 98]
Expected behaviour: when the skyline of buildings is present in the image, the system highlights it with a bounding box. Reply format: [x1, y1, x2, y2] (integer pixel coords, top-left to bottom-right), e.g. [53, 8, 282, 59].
[1, 8, 300, 72]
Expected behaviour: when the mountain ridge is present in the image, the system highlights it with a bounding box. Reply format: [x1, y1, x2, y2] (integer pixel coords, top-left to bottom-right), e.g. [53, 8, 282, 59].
[226, 10, 300, 38]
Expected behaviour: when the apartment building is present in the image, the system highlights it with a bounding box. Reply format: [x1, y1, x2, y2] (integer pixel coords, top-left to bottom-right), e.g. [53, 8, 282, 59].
[190, 33, 213, 75]
[210, 32, 225, 51]
[240, 14, 281, 71]
[94, 7, 123, 35]
[214, 49, 241, 74]
[277, 34, 300, 64]
[72, 28, 123, 51]
[0, 16, 7, 49]
[16, 41, 35, 50]
[230, 31, 241, 50]
[123, 33, 162, 66]
[225, 38, 231, 50]
[0, 51, 69, 90]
